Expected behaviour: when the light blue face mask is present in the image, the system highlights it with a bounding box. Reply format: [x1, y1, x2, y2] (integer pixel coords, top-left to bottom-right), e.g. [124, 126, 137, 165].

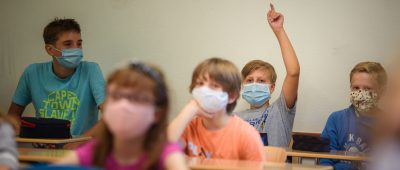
[53, 48, 84, 68]
[241, 83, 271, 107]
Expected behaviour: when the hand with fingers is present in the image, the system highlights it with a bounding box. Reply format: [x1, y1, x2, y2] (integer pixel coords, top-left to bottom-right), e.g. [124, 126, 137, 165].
[168, 99, 213, 142]
[267, 3, 284, 32]
[185, 99, 214, 119]
[265, 3, 300, 110]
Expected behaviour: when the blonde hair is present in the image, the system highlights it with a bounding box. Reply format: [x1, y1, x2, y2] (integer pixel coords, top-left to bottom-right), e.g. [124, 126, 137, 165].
[241, 60, 277, 83]
[350, 61, 387, 87]
[189, 57, 241, 114]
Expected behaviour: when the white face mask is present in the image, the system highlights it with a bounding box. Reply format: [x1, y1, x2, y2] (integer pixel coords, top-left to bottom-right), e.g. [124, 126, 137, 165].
[103, 99, 155, 140]
[192, 86, 229, 114]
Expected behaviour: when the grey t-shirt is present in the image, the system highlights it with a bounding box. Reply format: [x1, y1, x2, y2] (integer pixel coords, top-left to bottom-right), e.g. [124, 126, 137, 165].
[235, 92, 296, 147]
[0, 123, 18, 170]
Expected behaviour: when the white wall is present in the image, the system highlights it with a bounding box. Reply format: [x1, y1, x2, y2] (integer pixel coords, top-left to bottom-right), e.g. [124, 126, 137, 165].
[1, 0, 399, 132]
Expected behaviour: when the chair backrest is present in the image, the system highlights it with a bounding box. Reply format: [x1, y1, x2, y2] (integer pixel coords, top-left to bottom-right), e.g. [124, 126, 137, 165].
[290, 131, 322, 148]
[292, 132, 321, 137]
[291, 131, 329, 152]
[264, 146, 287, 163]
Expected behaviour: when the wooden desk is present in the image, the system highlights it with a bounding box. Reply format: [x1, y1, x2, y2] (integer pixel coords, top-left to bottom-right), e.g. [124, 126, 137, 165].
[18, 148, 72, 163]
[16, 136, 92, 144]
[285, 149, 368, 164]
[189, 158, 332, 170]
[18, 149, 334, 170]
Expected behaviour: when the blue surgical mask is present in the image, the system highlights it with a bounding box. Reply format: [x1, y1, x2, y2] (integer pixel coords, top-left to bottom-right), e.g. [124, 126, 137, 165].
[192, 86, 229, 114]
[53, 48, 83, 68]
[241, 83, 271, 107]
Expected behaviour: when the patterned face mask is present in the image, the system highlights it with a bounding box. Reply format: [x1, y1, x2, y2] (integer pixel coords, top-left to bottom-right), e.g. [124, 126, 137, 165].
[350, 89, 378, 114]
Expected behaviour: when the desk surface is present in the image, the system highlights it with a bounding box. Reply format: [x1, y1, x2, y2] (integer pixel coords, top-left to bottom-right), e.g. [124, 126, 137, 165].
[21, 148, 350, 169]
[285, 149, 368, 161]
[188, 158, 332, 170]
[18, 148, 72, 163]
[16, 136, 92, 144]
[18, 149, 333, 170]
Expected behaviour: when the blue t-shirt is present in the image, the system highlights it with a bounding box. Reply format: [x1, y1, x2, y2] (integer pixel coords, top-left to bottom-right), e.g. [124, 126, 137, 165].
[12, 61, 105, 137]
[320, 106, 372, 170]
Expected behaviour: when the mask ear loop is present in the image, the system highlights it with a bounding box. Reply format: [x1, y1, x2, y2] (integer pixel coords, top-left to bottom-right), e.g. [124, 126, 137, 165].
[52, 47, 62, 52]
[49, 45, 62, 58]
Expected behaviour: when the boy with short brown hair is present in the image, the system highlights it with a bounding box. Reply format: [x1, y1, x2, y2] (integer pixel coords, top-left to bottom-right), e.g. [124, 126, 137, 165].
[169, 57, 265, 161]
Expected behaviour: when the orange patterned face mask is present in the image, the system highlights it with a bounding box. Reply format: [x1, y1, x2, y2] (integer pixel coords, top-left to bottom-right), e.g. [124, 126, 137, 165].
[350, 89, 378, 114]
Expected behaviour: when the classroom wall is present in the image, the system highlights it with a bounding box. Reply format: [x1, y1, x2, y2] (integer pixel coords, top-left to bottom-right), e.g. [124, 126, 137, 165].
[1, 0, 399, 132]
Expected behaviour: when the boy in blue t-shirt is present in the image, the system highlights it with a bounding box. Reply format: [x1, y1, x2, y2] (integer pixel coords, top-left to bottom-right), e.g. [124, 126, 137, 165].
[320, 62, 387, 170]
[8, 18, 105, 142]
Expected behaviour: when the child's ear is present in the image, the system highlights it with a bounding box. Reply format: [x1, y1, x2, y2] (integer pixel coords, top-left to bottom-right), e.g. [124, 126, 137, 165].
[45, 44, 56, 57]
[228, 91, 239, 104]
[270, 84, 276, 93]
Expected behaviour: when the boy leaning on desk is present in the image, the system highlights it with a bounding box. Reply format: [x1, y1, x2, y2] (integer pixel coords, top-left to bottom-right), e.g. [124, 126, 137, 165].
[7, 18, 105, 149]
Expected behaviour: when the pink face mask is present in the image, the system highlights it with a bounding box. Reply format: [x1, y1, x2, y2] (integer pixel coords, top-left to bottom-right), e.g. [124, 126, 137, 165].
[103, 99, 156, 140]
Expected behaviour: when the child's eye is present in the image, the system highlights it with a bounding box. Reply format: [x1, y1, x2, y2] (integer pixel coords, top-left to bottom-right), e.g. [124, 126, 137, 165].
[211, 83, 219, 89]
[196, 81, 204, 86]
[127, 95, 153, 104]
[210, 82, 223, 90]
[111, 92, 123, 100]
[246, 79, 253, 83]
[258, 80, 265, 83]
[111, 92, 154, 105]
[63, 42, 72, 47]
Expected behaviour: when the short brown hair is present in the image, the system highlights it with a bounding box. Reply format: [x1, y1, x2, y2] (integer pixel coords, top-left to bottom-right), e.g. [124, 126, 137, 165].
[350, 61, 387, 87]
[241, 60, 277, 83]
[189, 57, 241, 114]
[43, 18, 81, 45]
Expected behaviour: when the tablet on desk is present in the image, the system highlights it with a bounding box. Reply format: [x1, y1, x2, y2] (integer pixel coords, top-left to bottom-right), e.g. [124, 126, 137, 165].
[260, 133, 268, 146]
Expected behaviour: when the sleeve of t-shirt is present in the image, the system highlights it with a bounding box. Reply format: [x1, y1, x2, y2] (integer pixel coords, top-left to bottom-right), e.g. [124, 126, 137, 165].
[160, 143, 183, 168]
[75, 140, 96, 167]
[320, 113, 339, 166]
[12, 65, 33, 106]
[268, 92, 296, 146]
[88, 63, 106, 107]
[239, 124, 265, 161]
[0, 123, 18, 170]
[275, 91, 297, 115]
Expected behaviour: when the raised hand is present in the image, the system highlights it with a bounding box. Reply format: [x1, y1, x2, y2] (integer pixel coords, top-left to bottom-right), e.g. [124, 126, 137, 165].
[267, 3, 284, 32]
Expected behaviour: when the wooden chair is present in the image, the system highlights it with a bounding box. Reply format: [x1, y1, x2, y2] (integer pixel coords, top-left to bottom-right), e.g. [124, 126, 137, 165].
[264, 146, 287, 163]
